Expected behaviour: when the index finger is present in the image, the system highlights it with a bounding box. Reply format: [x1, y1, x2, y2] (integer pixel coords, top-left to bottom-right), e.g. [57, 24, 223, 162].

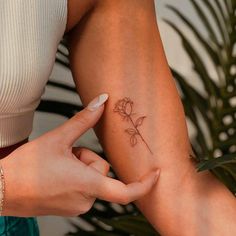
[85, 168, 160, 205]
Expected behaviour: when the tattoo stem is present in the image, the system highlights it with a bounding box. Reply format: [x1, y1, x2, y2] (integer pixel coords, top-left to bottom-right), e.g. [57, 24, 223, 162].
[128, 116, 153, 155]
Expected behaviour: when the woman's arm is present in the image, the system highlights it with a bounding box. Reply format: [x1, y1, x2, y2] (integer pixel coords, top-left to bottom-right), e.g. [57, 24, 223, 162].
[67, 0, 236, 235]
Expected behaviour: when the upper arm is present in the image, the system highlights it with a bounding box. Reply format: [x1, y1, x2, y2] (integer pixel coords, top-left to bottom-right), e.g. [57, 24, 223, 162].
[64, 0, 97, 35]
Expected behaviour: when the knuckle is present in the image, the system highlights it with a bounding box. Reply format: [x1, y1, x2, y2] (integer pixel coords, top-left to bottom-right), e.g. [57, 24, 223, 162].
[119, 195, 131, 205]
[79, 203, 92, 214]
[102, 161, 110, 172]
[78, 147, 87, 155]
[79, 147, 89, 155]
[104, 160, 110, 168]
[64, 200, 93, 217]
[73, 147, 90, 158]
[66, 206, 89, 217]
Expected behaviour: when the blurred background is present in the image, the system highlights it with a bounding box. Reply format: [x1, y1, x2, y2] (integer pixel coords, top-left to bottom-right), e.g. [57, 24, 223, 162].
[31, 0, 236, 235]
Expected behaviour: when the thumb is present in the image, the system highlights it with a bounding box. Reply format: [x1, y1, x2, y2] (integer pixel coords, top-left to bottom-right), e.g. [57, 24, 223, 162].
[54, 93, 109, 147]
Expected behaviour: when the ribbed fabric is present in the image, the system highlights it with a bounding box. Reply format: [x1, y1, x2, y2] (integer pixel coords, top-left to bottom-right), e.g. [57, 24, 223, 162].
[0, 0, 68, 147]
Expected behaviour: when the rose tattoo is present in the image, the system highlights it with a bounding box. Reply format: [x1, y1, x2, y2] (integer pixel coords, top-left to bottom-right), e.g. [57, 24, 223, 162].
[113, 97, 153, 155]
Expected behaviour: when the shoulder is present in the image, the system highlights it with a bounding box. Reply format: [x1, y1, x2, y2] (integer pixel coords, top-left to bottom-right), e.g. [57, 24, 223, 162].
[64, 0, 98, 34]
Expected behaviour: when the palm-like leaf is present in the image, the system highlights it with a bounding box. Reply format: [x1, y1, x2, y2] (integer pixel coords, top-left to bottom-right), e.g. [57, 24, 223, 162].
[164, 0, 236, 194]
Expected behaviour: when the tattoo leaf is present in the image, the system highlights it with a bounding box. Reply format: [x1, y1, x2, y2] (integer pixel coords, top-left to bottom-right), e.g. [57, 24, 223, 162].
[125, 128, 137, 135]
[135, 116, 146, 127]
[130, 135, 138, 146]
[113, 97, 153, 154]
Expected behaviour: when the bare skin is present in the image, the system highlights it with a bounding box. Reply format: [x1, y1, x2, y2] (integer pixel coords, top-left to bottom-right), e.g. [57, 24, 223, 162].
[1, 97, 160, 217]
[64, 0, 236, 235]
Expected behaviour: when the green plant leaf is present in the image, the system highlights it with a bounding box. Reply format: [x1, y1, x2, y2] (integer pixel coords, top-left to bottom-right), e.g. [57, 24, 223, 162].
[166, 4, 221, 66]
[197, 153, 236, 171]
[165, 0, 236, 195]
[189, 0, 220, 47]
[164, 19, 219, 100]
[199, 0, 229, 45]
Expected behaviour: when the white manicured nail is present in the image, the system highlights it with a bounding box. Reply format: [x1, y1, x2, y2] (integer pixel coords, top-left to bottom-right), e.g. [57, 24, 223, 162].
[86, 93, 109, 111]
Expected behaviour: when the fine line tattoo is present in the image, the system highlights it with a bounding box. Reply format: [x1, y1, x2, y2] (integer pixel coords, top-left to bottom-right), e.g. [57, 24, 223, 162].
[113, 97, 153, 155]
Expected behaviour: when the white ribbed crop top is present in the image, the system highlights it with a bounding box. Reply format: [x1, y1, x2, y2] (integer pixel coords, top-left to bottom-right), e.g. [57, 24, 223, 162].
[0, 0, 68, 147]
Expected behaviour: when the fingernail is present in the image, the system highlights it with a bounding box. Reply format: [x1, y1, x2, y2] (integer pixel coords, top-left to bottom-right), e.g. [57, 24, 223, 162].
[86, 93, 109, 111]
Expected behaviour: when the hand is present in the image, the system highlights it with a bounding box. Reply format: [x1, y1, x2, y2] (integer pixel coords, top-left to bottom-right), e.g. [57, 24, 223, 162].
[0, 93, 160, 217]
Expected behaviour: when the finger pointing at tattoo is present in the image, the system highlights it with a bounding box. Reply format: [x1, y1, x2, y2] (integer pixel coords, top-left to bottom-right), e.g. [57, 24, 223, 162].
[50, 93, 109, 147]
[82, 167, 161, 205]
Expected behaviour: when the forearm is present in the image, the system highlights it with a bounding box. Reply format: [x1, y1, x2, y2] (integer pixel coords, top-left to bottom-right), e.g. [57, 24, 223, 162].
[67, 1, 236, 235]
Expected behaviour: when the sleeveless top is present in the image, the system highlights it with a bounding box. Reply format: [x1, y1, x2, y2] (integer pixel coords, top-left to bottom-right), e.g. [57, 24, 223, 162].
[0, 0, 68, 148]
